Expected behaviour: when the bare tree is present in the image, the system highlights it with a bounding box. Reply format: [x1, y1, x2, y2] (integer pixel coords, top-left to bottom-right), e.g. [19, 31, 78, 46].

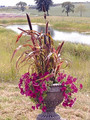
[76, 4, 86, 17]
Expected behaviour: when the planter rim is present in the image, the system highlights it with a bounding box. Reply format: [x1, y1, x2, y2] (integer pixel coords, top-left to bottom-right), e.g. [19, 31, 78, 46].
[50, 83, 62, 87]
[47, 83, 62, 93]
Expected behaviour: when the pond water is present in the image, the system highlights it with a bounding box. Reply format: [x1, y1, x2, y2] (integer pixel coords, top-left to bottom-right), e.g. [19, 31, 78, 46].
[6, 24, 90, 45]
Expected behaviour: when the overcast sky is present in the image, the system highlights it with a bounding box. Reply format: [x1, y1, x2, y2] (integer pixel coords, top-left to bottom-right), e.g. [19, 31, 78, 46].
[0, 0, 90, 6]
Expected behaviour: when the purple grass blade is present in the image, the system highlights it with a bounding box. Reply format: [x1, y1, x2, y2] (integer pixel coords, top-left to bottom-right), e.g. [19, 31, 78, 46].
[46, 22, 49, 34]
[44, 13, 46, 19]
[26, 13, 32, 30]
[48, 31, 51, 47]
[44, 35, 47, 44]
[56, 41, 64, 54]
[18, 28, 28, 33]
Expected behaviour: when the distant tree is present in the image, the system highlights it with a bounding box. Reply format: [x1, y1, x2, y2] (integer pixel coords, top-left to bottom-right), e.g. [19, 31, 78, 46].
[34, 0, 53, 16]
[76, 4, 86, 17]
[16, 1, 27, 11]
[62, 2, 75, 16]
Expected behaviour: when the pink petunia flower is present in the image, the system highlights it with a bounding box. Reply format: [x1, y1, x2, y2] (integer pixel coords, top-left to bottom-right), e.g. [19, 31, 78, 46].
[42, 106, 46, 112]
[61, 86, 66, 92]
[39, 96, 43, 103]
[20, 88, 24, 95]
[32, 106, 35, 110]
[80, 84, 83, 89]
[36, 103, 40, 109]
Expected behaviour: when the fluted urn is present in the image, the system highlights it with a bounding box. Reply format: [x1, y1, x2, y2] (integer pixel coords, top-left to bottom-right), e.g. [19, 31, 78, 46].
[36, 84, 64, 120]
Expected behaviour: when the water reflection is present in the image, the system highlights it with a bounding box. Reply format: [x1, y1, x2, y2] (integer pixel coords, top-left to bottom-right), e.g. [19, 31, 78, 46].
[6, 24, 90, 45]
[37, 25, 55, 37]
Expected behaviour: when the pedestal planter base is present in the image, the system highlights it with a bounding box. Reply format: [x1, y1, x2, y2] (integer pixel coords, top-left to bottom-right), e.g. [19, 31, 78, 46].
[36, 112, 62, 120]
[36, 84, 65, 120]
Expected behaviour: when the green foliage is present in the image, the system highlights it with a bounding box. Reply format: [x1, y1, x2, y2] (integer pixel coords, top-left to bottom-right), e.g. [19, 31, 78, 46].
[16, 1, 27, 12]
[35, 0, 53, 15]
[62, 2, 75, 16]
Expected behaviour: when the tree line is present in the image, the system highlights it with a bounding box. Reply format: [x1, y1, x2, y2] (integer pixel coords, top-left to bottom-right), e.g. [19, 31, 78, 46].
[16, 0, 86, 17]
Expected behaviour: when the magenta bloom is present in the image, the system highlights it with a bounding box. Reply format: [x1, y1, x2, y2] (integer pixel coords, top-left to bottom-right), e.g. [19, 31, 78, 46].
[61, 82, 65, 86]
[36, 104, 40, 109]
[32, 93, 36, 98]
[32, 106, 35, 110]
[63, 92, 68, 99]
[66, 75, 73, 85]
[42, 106, 46, 112]
[18, 71, 81, 111]
[62, 101, 68, 107]
[20, 88, 24, 95]
[61, 87, 66, 92]
[22, 72, 29, 79]
[80, 84, 83, 89]
[25, 90, 33, 97]
[69, 98, 76, 107]
[18, 78, 23, 89]
[39, 96, 43, 103]
[42, 82, 47, 91]
[73, 78, 77, 82]
[57, 73, 66, 82]
[71, 84, 78, 93]
[35, 86, 41, 93]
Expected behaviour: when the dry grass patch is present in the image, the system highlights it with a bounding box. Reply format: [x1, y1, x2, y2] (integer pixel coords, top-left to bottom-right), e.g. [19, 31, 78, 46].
[0, 82, 90, 120]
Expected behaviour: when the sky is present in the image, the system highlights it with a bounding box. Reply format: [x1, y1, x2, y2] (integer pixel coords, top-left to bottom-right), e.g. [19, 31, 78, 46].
[0, 0, 90, 6]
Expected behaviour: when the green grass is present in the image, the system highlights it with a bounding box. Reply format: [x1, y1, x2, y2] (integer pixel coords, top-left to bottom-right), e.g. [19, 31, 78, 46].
[0, 17, 27, 25]
[0, 27, 19, 82]
[54, 41, 90, 91]
[0, 27, 90, 91]
[47, 16, 90, 32]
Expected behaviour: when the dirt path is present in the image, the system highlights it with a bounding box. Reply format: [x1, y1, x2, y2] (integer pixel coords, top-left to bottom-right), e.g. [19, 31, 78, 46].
[0, 13, 25, 18]
[0, 82, 90, 120]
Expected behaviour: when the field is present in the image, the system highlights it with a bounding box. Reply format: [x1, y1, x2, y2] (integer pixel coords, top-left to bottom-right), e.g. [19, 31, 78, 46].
[0, 16, 90, 33]
[0, 3, 90, 33]
[0, 4, 90, 119]
[0, 2, 90, 17]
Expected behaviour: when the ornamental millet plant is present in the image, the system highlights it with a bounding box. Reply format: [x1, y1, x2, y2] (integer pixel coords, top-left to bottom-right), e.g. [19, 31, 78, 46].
[12, 13, 83, 112]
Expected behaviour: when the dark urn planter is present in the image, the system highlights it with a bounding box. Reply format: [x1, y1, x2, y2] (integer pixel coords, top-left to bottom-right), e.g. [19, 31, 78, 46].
[36, 84, 64, 120]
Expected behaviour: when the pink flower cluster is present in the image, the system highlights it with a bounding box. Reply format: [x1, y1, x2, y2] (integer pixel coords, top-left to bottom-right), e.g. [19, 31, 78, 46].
[18, 72, 51, 112]
[57, 73, 83, 107]
[18, 72, 83, 112]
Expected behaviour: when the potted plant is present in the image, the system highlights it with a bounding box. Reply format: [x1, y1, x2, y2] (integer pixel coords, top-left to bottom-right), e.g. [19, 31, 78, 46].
[12, 13, 83, 120]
